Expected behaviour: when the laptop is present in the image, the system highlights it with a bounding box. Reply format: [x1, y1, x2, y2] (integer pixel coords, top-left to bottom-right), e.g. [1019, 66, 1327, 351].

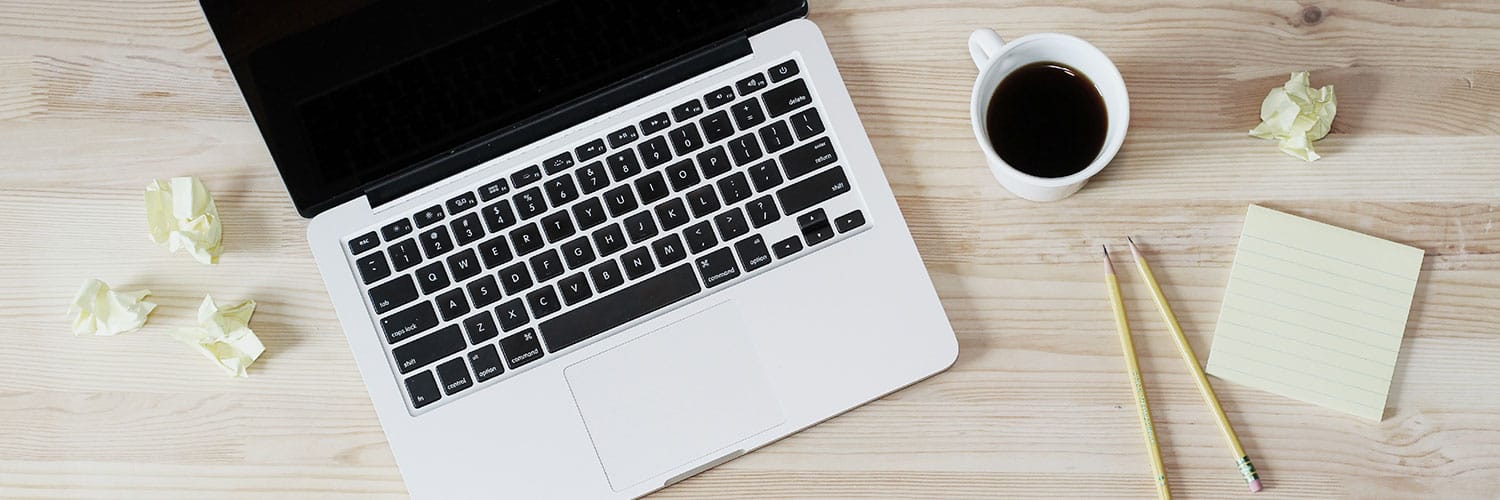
[200, 1, 957, 497]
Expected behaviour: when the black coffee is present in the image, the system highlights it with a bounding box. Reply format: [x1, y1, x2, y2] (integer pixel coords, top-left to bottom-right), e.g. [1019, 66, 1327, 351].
[985, 62, 1108, 178]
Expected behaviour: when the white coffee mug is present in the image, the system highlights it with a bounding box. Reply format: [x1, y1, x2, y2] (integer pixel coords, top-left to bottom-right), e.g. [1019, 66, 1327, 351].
[969, 29, 1129, 202]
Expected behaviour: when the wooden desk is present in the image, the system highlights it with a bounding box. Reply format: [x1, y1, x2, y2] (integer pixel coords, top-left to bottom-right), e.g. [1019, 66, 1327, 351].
[3, 1, 1497, 497]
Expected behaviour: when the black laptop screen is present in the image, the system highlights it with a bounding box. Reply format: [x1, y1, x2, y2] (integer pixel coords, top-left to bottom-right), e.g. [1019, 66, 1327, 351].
[201, 0, 804, 216]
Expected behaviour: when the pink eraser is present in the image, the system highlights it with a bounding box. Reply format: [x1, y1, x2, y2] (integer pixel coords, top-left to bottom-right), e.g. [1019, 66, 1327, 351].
[1249, 478, 1264, 493]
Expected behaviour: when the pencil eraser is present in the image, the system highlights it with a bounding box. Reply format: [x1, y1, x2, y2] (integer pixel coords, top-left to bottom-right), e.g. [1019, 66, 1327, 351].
[1249, 478, 1263, 492]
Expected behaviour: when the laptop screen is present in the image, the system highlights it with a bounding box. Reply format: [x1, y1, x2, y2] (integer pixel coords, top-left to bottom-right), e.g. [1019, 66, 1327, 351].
[201, 0, 804, 217]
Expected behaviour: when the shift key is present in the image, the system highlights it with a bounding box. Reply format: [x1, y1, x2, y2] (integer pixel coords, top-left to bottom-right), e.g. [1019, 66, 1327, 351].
[392, 325, 466, 374]
[776, 166, 850, 216]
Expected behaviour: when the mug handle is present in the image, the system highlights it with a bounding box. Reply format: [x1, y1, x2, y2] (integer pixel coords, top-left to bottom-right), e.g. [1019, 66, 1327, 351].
[968, 29, 1006, 69]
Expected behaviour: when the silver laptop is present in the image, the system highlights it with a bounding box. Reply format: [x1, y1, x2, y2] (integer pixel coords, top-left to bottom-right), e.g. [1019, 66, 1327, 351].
[201, 1, 956, 497]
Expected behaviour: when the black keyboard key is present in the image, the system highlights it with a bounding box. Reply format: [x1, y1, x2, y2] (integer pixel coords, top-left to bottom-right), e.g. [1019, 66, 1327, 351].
[405, 371, 441, 409]
[714, 208, 750, 241]
[392, 324, 464, 374]
[436, 288, 470, 322]
[701, 110, 734, 143]
[781, 137, 838, 180]
[683, 221, 717, 254]
[463, 311, 500, 344]
[500, 329, 544, 368]
[540, 264, 701, 352]
[799, 208, 835, 246]
[530, 248, 565, 282]
[664, 159, 700, 191]
[382, 219, 414, 241]
[759, 120, 794, 153]
[638, 136, 672, 168]
[668, 123, 704, 156]
[415, 205, 445, 228]
[772, 235, 803, 258]
[716, 171, 752, 205]
[477, 236, 513, 268]
[541, 210, 576, 243]
[389, 239, 422, 271]
[745, 195, 781, 228]
[624, 211, 658, 243]
[544, 174, 579, 207]
[511, 165, 543, 188]
[603, 185, 638, 217]
[510, 223, 545, 256]
[436, 358, 473, 396]
[576, 139, 608, 162]
[419, 226, 454, 258]
[634, 171, 670, 205]
[576, 161, 610, 194]
[654, 197, 691, 231]
[686, 184, 720, 218]
[450, 213, 485, 246]
[777, 166, 850, 216]
[737, 72, 769, 95]
[593, 223, 628, 256]
[652, 233, 687, 265]
[446, 192, 478, 214]
[467, 275, 503, 308]
[730, 98, 766, 130]
[728, 133, 763, 166]
[357, 252, 391, 284]
[621, 247, 655, 279]
[789, 107, 825, 140]
[498, 261, 533, 295]
[607, 125, 640, 148]
[705, 86, 735, 108]
[478, 178, 510, 201]
[763, 79, 813, 117]
[515, 187, 548, 220]
[446, 248, 482, 282]
[640, 112, 672, 136]
[572, 197, 608, 230]
[698, 145, 732, 178]
[607, 150, 643, 181]
[735, 234, 772, 273]
[543, 151, 575, 175]
[381, 301, 438, 344]
[527, 285, 562, 319]
[769, 59, 800, 82]
[589, 260, 625, 293]
[415, 261, 450, 294]
[671, 99, 704, 121]
[695, 247, 740, 289]
[558, 272, 593, 305]
[836, 209, 867, 232]
[481, 200, 517, 232]
[748, 160, 783, 192]
[495, 298, 530, 332]
[469, 345, 505, 383]
[349, 231, 379, 255]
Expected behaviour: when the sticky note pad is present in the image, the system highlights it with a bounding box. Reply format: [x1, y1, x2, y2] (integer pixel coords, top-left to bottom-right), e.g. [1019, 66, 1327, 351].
[1206, 205, 1424, 420]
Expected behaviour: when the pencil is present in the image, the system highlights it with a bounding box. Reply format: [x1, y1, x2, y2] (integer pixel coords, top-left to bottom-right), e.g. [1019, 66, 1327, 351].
[1102, 245, 1171, 500]
[1126, 237, 1263, 493]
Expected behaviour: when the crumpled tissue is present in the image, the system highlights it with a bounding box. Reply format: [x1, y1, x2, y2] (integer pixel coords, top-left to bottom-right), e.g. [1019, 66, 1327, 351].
[1249, 71, 1337, 162]
[170, 295, 265, 377]
[145, 176, 223, 264]
[67, 278, 156, 336]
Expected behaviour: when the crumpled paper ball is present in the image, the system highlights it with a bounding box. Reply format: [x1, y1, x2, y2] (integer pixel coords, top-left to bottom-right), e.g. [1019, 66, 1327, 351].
[169, 295, 265, 377]
[66, 278, 156, 335]
[145, 176, 223, 264]
[1249, 71, 1337, 161]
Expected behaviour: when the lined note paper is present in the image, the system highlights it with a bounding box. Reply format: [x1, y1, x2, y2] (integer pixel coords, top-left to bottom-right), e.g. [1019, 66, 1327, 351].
[1205, 205, 1424, 421]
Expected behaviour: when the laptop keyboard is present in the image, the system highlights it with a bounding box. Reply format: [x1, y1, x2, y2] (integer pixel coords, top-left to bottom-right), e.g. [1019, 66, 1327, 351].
[345, 58, 870, 412]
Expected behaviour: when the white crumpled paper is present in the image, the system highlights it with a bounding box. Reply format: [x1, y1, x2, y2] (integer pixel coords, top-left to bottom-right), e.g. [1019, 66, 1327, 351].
[145, 176, 223, 264]
[169, 295, 265, 377]
[1249, 71, 1337, 162]
[66, 278, 157, 336]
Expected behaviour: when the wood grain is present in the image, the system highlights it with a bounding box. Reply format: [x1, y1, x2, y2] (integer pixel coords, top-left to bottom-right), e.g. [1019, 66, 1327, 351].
[2, 0, 1498, 498]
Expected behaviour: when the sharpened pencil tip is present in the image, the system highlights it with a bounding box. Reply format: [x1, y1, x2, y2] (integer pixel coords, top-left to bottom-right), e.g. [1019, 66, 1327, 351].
[1101, 245, 1115, 275]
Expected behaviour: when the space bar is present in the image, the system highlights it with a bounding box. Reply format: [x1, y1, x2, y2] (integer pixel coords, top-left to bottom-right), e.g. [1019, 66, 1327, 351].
[540, 264, 703, 352]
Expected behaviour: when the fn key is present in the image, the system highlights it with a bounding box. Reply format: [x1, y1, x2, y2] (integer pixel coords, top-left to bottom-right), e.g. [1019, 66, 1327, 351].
[405, 370, 442, 409]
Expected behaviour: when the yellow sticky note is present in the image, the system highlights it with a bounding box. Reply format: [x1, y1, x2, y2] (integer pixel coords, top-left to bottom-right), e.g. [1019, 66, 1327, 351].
[1249, 71, 1336, 161]
[145, 176, 223, 264]
[66, 278, 156, 336]
[170, 295, 265, 377]
[1206, 205, 1423, 420]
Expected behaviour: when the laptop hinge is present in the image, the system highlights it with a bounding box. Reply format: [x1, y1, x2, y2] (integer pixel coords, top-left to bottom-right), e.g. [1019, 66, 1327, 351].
[364, 33, 754, 210]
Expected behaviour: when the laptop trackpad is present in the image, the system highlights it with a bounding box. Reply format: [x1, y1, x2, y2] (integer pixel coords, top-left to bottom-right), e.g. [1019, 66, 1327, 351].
[564, 301, 785, 491]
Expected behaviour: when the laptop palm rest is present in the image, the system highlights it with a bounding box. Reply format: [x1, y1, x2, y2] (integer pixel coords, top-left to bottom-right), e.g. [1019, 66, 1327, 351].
[563, 301, 785, 491]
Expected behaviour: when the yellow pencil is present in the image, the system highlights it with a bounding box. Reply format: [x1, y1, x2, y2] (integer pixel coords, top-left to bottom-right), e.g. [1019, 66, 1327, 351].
[1103, 245, 1171, 500]
[1126, 237, 1263, 493]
